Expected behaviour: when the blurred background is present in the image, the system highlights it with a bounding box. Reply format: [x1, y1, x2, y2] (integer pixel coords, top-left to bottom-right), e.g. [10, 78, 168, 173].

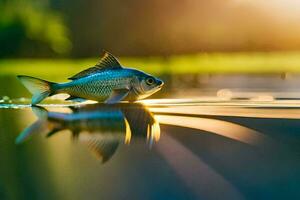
[1, 0, 300, 99]
[2, 0, 300, 57]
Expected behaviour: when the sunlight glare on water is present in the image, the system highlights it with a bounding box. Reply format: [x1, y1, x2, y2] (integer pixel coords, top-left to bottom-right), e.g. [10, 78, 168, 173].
[155, 115, 268, 145]
[1, 90, 300, 200]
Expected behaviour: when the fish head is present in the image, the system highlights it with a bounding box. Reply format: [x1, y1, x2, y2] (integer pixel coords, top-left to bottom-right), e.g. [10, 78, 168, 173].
[132, 71, 164, 99]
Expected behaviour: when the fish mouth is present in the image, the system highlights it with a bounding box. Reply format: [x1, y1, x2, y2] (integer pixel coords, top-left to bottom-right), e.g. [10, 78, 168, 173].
[157, 80, 164, 88]
[155, 84, 163, 92]
[156, 82, 164, 90]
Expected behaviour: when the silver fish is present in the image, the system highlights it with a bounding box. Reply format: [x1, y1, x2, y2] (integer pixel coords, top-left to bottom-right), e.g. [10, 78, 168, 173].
[16, 103, 161, 163]
[17, 51, 164, 105]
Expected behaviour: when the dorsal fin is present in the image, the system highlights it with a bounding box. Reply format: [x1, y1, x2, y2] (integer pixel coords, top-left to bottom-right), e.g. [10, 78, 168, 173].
[95, 51, 122, 69]
[80, 135, 119, 163]
[68, 51, 122, 80]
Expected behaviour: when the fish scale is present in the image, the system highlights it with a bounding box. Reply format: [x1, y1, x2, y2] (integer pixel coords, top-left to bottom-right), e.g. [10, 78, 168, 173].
[57, 70, 132, 101]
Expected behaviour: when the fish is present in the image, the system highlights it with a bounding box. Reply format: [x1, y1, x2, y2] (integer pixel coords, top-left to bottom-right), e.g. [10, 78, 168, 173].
[17, 51, 164, 105]
[15, 103, 161, 163]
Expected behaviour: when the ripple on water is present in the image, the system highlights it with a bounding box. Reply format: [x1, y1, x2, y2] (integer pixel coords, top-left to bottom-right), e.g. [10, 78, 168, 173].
[0, 97, 83, 109]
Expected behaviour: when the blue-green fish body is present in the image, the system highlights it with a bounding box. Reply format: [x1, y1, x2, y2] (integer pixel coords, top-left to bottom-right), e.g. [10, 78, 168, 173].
[18, 51, 164, 105]
[16, 104, 160, 163]
[48, 106, 128, 135]
[57, 68, 156, 102]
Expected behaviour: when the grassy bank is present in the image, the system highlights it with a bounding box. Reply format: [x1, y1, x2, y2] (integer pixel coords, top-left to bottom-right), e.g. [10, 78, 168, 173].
[1, 52, 300, 76]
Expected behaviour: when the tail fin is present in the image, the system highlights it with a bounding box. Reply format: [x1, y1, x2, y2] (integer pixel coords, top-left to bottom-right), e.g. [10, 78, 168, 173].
[15, 106, 56, 144]
[15, 120, 46, 144]
[17, 75, 56, 105]
[32, 106, 48, 119]
[15, 106, 48, 144]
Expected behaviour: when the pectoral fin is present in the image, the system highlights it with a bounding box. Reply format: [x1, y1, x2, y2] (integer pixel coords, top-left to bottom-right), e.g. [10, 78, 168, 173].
[105, 89, 129, 104]
[46, 128, 62, 138]
[65, 96, 87, 103]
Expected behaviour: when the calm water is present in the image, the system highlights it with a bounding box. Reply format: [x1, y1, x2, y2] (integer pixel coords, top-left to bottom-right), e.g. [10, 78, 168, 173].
[0, 74, 300, 200]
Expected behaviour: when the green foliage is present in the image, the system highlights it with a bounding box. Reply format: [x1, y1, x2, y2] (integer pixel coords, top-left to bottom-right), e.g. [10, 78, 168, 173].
[0, 52, 300, 77]
[0, 0, 71, 57]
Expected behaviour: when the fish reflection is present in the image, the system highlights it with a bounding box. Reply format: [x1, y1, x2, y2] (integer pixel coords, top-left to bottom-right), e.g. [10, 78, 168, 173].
[16, 103, 160, 163]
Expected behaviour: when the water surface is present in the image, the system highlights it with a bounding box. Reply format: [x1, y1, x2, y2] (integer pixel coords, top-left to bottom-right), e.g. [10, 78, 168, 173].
[0, 74, 300, 200]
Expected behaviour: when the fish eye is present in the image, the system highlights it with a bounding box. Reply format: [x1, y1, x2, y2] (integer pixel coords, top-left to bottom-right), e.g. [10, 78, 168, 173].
[146, 77, 155, 85]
